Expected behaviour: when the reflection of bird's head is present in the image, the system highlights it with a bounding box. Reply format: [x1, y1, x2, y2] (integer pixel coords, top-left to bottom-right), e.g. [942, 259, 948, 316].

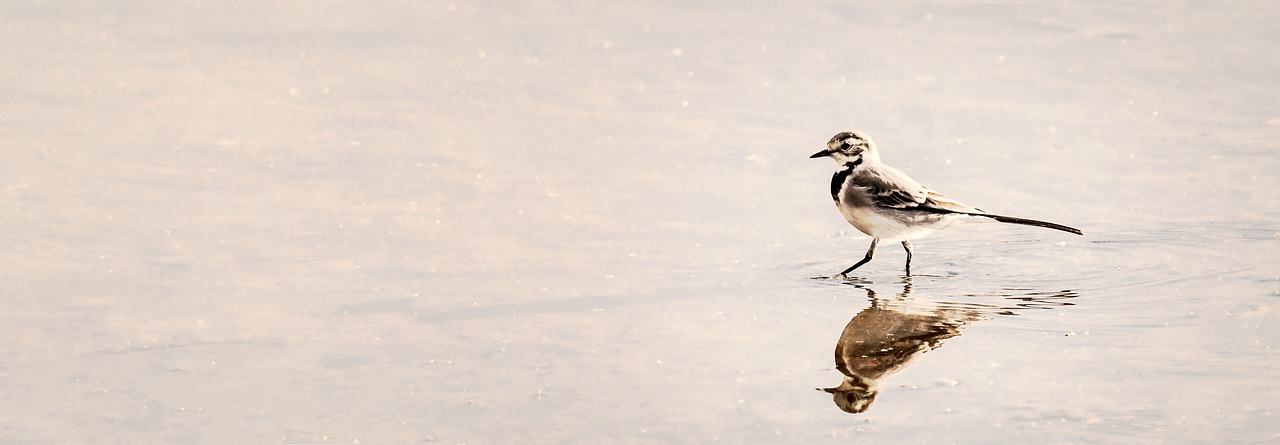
[810, 130, 881, 166]
[819, 378, 879, 414]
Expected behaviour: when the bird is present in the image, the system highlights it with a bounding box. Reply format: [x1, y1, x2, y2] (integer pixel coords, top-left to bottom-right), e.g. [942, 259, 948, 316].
[811, 130, 1082, 276]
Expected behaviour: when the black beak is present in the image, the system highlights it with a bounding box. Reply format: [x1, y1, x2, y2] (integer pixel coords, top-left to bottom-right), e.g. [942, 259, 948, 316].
[810, 149, 832, 159]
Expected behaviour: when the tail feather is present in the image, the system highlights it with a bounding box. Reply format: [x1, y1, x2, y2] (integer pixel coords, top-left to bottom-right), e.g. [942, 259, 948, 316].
[976, 214, 1083, 235]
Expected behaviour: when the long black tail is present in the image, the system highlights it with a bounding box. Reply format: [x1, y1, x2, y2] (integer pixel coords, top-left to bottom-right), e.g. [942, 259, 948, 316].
[976, 214, 1083, 235]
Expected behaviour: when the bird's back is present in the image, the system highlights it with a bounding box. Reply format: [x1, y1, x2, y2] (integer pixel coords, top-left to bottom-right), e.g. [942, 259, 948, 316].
[839, 163, 983, 214]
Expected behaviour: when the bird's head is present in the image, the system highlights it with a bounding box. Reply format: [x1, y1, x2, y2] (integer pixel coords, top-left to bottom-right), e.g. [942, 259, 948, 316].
[819, 378, 879, 414]
[810, 130, 880, 167]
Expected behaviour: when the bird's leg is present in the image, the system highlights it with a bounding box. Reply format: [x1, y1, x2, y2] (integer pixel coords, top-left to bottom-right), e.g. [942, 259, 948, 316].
[839, 238, 879, 276]
[901, 240, 913, 276]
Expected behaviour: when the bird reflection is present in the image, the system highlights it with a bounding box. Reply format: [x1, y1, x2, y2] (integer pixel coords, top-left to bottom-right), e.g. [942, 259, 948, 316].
[821, 279, 1077, 414]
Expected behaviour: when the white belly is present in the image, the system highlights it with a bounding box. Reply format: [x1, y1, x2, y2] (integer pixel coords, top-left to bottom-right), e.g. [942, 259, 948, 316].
[839, 206, 958, 241]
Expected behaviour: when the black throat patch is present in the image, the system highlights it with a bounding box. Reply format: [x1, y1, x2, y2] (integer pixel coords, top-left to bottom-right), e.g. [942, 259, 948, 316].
[830, 164, 857, 201]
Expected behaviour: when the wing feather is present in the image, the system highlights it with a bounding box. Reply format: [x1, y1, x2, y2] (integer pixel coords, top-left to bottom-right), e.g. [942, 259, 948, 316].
[850, 165, 982, 214]
[922, 190, 984, 214]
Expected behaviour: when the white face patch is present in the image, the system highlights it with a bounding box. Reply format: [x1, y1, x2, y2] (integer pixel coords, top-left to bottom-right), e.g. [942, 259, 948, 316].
[830, 150, 863, 165]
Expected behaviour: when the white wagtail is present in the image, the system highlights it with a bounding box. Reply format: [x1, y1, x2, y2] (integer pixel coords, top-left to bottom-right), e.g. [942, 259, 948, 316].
[811, 130, 1082, 276]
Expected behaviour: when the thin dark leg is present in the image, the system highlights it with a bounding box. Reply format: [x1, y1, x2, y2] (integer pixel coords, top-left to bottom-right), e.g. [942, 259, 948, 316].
[839, 238, 879, 276]
[901, 240, 913, 276]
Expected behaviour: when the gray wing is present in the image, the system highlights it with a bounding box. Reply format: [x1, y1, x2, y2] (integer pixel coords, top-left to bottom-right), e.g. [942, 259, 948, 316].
[852, 165, 983, 214]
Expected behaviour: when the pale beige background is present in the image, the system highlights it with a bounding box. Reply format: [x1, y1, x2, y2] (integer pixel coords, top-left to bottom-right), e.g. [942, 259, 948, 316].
[2, 1, 1277, 443]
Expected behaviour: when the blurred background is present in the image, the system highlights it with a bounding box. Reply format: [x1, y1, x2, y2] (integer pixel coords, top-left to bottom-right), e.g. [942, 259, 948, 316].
[2, 1, 1277, 443]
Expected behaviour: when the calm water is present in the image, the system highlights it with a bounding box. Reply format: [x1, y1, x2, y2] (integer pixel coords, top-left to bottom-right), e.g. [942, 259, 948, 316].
[3, 1, 1278, 443]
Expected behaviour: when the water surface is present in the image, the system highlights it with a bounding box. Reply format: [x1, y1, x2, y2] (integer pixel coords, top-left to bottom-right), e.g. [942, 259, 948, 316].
[2, 1, 1278, 443]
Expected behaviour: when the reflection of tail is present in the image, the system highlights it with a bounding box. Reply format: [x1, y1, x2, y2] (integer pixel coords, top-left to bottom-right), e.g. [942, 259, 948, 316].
[972, 213, 1083, 235]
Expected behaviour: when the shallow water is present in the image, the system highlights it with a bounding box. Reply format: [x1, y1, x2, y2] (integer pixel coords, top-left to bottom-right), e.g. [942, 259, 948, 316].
[3, 1, 1278, 443]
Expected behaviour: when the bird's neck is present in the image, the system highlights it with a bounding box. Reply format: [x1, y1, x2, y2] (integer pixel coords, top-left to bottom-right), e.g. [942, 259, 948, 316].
[830, 164, 856, 200]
